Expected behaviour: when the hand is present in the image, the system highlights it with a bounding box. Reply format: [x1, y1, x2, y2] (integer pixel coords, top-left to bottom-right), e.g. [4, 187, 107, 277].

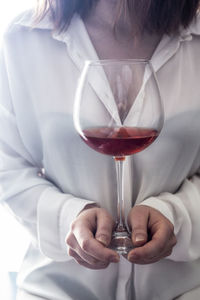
[66, 205, 120, 269]
[127, 205, 177, 264]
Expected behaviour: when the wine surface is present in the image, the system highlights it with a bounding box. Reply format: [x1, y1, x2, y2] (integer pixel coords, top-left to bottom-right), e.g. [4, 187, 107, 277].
[82, 126, 158, 159]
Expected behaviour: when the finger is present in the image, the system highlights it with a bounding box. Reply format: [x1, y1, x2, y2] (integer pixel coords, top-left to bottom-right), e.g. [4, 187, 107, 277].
[68, 248, 109, 270]
[73, 223, 119, 263]
[128, 247, 173, 264]
[66, 231, 77, 249]
[67, 233, 104, 265]
[128, 206, 149, 247]
[95, 209, 115, 246]
[128, 223, 172, 261]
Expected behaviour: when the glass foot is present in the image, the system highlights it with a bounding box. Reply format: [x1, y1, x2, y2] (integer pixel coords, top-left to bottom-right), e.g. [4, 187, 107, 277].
[109, 230, 133, 255]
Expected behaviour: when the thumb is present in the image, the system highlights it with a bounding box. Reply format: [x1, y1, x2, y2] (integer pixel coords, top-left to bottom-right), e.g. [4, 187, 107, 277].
[95, 209, 115, 247]
[128, 205, 149, 247]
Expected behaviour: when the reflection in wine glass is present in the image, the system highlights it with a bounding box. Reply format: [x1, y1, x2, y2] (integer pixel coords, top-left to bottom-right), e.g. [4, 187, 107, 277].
[74, 59, 164, 255]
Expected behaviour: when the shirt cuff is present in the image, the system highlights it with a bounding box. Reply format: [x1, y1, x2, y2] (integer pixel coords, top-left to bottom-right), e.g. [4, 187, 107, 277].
[59, 195, 96, 255]
[37, 186, 95, 261]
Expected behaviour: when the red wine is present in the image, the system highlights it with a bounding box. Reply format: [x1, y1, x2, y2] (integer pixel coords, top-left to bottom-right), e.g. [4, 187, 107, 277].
[82, 126, 158, 160]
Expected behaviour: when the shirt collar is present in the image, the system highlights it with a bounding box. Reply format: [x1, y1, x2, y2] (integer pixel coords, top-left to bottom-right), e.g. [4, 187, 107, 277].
[14, 10, 98, 60]
[15, 9, 53, 30]
[15, 9, 200, 76]
[16, 9, 200, 35]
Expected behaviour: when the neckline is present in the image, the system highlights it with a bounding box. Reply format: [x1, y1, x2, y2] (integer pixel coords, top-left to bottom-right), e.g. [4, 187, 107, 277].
[82, 16, 164, 62]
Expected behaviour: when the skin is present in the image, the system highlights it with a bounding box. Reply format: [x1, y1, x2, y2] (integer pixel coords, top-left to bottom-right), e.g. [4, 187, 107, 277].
[66, 0, 177, 268]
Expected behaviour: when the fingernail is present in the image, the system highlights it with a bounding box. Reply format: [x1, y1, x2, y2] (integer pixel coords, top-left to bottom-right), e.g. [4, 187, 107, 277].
[96, 236, 108, 246]
[135, 234, 146, 242]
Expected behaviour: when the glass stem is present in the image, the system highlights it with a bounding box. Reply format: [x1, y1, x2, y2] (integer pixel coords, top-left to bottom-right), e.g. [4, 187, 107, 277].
[115, 158, 126, 232]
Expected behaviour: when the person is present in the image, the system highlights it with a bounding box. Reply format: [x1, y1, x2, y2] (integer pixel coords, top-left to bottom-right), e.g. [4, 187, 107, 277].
[1, 0, 200, 299]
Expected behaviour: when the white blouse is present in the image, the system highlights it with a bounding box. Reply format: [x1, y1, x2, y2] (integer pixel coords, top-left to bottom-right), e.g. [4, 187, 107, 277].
[1, 10, 200, 300]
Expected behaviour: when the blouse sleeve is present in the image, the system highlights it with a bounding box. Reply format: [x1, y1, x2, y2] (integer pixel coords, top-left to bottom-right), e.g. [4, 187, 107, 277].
[0, 39, 94, 262]
[140, 171, 200, 262]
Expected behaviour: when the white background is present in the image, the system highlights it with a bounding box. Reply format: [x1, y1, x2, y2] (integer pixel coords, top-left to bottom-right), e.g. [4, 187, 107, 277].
[0, 0, 35, 42]
[0, 1, 35, 299]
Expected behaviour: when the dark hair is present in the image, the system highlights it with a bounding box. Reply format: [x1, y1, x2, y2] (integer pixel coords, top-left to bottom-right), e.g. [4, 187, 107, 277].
[35, 0, 200, 35]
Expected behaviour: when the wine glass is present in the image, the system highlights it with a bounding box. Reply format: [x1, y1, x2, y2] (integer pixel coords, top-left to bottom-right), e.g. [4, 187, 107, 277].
[73, 59, 164, 255]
